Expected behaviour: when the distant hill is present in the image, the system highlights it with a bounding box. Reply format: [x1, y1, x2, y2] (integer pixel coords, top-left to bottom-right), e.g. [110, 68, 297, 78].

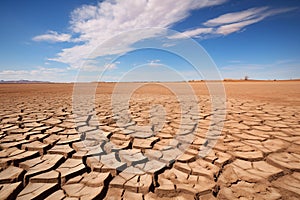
[0, 80, 52, 84]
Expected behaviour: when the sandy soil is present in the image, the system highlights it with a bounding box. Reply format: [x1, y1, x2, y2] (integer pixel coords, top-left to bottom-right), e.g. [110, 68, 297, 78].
[0, 81, 299, 199]
[1, 81, 299, 104]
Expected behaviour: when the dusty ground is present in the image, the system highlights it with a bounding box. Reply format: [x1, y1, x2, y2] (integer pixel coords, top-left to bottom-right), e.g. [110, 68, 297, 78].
[0, 81, 299, 199]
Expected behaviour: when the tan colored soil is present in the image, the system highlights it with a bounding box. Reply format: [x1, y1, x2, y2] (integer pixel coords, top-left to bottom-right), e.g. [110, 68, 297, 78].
[0, 81, 299, 199]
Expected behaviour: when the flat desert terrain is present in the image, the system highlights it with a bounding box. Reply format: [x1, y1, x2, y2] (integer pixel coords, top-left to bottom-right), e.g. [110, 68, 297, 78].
[0, 81, 299, 199]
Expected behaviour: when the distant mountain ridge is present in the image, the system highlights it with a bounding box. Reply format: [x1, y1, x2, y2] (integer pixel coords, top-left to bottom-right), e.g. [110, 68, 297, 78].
[0, 80, 52, 83]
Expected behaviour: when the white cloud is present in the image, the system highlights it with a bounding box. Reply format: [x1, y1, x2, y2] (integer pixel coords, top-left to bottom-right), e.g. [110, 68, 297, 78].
[147, 59, 164, 67]
[214, 7, 296, 35]
[0, 70, 27, 76]
[32, 31, 72, 42]
[148, 59, 160, 63]
[215, 17, 263, 35]
[30, 0, 296, 80]
[0, 67, 71, 82]
[162, 43, 176, 47]
[79, 62, 118, 72]
[169, 6, 295, 38]
[204, 7, 269, 27]
[168, 27, 214, 39]
[46, 0, 226, 69]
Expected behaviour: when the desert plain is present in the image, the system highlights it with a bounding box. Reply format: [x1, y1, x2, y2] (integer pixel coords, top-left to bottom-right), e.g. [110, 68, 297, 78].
[0, 81, 299, 199]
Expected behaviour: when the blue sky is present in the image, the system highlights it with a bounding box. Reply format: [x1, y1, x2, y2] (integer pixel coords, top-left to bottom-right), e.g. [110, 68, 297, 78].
[0, 0, 299, 82]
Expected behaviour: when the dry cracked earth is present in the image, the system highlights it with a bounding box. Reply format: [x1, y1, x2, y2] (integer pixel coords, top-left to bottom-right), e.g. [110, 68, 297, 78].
[0, 82, 299, 200]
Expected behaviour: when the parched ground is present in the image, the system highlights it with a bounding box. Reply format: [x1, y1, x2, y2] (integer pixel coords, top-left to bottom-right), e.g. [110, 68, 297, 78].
[0, 81, 299, 200]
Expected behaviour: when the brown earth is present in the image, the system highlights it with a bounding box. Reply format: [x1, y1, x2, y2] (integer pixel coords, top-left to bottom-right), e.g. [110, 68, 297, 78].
[0, 81, 299, 199]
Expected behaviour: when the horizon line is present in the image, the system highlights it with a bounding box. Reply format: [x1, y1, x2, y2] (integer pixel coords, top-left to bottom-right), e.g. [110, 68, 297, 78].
[1, 78, 300, 84]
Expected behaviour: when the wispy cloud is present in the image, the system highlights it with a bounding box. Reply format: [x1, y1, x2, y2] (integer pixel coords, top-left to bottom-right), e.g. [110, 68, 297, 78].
[147, 59, 164, 67]
[203, 7, 269, 27]
[214, 7, 296, 35]
[215, 17, 262, 35]
[170, 6, 296, 38]
[32, 31, 72, 42]
[168, 27, 213, 39]
[29, 0, 297, 80]
[32, 0, 226, 69]
[0, 67, 71, 82]
[77, 62, 119, 72]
